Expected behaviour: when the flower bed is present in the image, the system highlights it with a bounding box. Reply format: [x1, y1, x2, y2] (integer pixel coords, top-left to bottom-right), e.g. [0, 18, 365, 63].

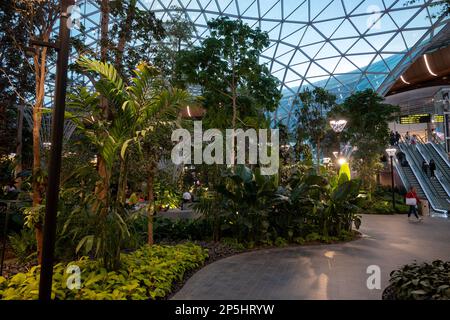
[0, 243, 208, 300]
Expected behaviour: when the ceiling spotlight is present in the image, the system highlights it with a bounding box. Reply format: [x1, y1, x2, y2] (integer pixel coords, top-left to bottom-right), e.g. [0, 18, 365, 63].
[186, 105, 192, 117]
[400, 75, 410, 85]
[424, 54, 437, 77]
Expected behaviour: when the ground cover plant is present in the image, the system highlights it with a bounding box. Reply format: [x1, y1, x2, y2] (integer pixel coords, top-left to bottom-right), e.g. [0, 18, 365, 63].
[383, 260, 450, 300]
[0, 243, 208, 300]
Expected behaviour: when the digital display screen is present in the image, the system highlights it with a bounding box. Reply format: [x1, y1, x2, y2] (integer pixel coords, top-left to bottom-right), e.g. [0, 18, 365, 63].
[399, 114, 431, 124]
[433, 115, 444, 123]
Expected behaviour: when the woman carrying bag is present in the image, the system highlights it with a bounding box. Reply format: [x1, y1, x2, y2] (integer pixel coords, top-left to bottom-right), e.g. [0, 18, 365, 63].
[406, 187, 422, 221]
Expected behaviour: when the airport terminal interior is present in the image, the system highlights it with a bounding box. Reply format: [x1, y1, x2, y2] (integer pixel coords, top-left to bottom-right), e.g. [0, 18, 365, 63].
[0, 0, 450, 301]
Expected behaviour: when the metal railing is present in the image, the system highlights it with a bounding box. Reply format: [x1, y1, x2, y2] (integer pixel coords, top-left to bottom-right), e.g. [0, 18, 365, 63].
[399, 142, 449, 214]
[393, 156, 410, 191]
[429, 140, 450, 167]
[416, 142, 450, 198]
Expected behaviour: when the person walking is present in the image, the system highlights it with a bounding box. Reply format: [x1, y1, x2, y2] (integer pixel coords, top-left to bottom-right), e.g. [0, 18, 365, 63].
[395, 131, 401, 146]
[429, 159, 436, 179]
[431, 128, 437, 143]
[390, 131, 396, 146]
[422, 160, 429, 177]
[411, 134, 417, 145]
[406, 187, 422, 221]
[405, 131, 411, 144]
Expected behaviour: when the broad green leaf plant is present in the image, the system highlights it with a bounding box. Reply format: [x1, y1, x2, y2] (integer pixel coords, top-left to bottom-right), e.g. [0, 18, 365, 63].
[65, 57, 192, 269]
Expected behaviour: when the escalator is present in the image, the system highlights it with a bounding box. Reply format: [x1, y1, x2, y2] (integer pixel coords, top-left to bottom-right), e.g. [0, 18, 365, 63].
[417, 140, 450, 198]
[398, 165, 426, 199]
[398, 142, 449, 215]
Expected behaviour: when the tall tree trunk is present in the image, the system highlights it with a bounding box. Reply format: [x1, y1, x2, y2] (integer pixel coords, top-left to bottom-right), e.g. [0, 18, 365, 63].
[94, 0, 111, 213]
[316, 138, 321, 174]
[32, 42, 48, 265]
[147, 161, 156, 246]
[100, 0, 109, 62]
[116, 156, 128, 205]
[95, 156, 110, 216]
[231, 57, 237, 130]
[115, 0, 136, 73]
[15, 104, 24, 189]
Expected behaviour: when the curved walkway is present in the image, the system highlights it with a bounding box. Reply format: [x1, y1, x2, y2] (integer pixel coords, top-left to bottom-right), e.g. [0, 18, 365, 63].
[173, 215, 450, 300]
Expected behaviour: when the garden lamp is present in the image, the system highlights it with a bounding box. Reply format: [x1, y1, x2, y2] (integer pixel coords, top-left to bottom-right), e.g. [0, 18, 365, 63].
[330, 120, 348, 133]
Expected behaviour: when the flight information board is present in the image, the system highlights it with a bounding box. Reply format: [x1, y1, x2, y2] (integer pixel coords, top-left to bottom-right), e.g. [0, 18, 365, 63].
[399, 114, 431, 124]
[433, 115, 445, 123]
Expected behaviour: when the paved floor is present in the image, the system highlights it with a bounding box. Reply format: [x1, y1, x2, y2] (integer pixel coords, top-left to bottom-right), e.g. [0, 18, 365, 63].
[173, 214, 450, 300]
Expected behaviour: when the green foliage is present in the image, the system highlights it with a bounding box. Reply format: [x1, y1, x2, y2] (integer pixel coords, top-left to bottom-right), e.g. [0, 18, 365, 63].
[153, 181, 181, 210]
[75, 0, 165, 77]
[175, 16, 281, 128]
[69, 57, 191, 173]
[153, 12, 196, 83]
[358, 186, 409, 215]
[8, 229, 36, 263]
[0, 157, 15, 189]
[274, 237, 288, 247]
[295, 87, 337, 170]
[293, 237, 305, 245]
[22, 205, 45, 230]
[305, 232, 322, 242]
[0, 1, 35, 156]
[406, 0, 449, 18]
[195, 165, 279, 243]
[194, 165, 361, 244]
[0, 243, 208, 300]
[57, 186, 139, 270]
[64, 58, 193, 268]
[275, 169, 361, 239]
[331, 89, 400, 195]
[153, 217, 213, 242]
[385, 260, 450, 300]
[220, 238, 246, 251]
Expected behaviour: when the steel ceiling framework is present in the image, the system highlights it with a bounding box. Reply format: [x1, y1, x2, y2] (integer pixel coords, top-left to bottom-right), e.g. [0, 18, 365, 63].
[55, 0, 450, 126]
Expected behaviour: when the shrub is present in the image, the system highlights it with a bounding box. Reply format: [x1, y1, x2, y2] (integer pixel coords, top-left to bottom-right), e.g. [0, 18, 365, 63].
[220, 238, 245, 251]
[359, 187, 409, 215]
[8, 229, 37, 263]
[305, 233, 321, 242]
[153, 217, 213, 242]
[274, 237, 288, 247]
[383, 260, 450, 300]
[0, 243, 208, 300]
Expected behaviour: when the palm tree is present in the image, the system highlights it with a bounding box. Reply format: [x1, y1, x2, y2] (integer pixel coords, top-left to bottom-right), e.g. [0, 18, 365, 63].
[68, 57, 192, 247]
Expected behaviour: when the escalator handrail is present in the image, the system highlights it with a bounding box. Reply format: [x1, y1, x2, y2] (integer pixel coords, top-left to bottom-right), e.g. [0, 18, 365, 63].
[402, 144, 447, 213]
[428, 141, 450, 168]
[406, 143, 447, 206]
[393, 157, 410, 191]
[399, 142, 448, 214]
[415, 143, 450, 198]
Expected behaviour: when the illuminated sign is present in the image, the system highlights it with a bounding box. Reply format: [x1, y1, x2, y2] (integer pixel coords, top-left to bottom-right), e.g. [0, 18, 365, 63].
[433, 115, 444, 123]
[399, 114, 431, 124]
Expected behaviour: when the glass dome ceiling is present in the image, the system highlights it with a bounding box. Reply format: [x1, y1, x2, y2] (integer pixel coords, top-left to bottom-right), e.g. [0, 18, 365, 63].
[66, 0, 450, 125]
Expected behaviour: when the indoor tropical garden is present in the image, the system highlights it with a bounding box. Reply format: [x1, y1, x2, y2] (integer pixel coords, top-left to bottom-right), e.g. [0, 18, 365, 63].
[1, 0, 450, 303]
